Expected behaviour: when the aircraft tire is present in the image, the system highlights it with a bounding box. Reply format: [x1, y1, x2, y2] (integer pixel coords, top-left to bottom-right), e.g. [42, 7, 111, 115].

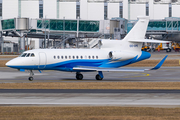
[96, 74, 103, 80]
[76, 74, 83, 80]
[28, 77, 33, 81]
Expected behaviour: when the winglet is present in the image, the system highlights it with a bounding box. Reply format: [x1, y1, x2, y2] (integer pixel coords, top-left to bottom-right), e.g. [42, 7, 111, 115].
[148, 55, 168, 70]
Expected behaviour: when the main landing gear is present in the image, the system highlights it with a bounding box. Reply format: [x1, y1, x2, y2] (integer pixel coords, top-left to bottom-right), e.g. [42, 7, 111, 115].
[75, 71, 104, 80]
[28, 70, 34, 81]
[76, 72, 83, 80]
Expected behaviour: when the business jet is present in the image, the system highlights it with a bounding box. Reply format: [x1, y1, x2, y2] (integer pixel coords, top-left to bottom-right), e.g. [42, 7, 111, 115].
[6, 16, 169, 81]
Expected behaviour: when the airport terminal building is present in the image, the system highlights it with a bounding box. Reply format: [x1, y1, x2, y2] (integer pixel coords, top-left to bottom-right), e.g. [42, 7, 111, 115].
[1, 0, 180, 20]
[0, 0, 180, 53]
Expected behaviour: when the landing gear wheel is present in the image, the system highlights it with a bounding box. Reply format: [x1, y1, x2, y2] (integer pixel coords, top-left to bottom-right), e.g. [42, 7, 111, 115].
[28, 77, 33, 81]
[76, 74, 83, 80]
[96, 74, 103, 80]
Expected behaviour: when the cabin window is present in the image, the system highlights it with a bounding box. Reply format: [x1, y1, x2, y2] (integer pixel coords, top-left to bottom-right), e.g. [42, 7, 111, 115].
[21, 53, 27, 57]
[96, 56, 98, 59]
[73, 56, 75, 59]
[76, 56, 79, 59]
[89, 56, 91, 59]
[85, 56, 87, 59]
[54, 56, 56, 59]
[61, 56, 63, 59]
[65, 56, 67, 59]
[92, 56, 94, 59]
[81, 56, 83, 59]
[57, 56, 60, 59]
[31, 53, 35, 57]
[26, 53, 31, 57]
[69, 56, 71, 59]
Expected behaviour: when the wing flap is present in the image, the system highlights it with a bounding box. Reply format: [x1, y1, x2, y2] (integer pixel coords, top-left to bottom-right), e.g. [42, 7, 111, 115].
[73, 67, 145, 72]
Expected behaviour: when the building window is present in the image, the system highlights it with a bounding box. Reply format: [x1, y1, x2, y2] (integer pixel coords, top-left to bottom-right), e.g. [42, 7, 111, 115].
[104, 3, 108, 20]
[146, 2, 149, 16]
[0, 0, 2, 17]
[39, 0, 43, 18]
[169, 4, 172, 17]
[119, 2, 123, 18]
[76, 2, 80, 18]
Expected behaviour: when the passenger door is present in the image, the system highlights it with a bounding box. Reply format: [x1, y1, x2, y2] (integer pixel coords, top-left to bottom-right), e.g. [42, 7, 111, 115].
[38, 52, 46, 69]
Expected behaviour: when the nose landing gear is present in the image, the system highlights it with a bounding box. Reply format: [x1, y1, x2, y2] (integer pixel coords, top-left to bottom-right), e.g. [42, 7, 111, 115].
[28, 70, 34, 81]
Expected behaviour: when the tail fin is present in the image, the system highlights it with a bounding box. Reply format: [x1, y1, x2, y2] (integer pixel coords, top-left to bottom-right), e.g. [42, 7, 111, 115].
[123, 16, 149, 41]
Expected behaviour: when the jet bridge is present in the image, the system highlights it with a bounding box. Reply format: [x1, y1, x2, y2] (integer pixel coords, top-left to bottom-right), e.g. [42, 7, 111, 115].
[0, 17, 128, 53]
[127, 17, 180, 41]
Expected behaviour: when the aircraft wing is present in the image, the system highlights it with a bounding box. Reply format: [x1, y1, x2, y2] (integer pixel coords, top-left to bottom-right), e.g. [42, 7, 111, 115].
[73, 55, 168, 72]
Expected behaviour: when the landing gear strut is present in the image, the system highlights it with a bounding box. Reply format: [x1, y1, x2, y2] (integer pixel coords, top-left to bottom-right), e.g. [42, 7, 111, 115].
[96, 71, 103, 80]
[28, 70, 34, 81]
[96, 74, 103, 80]
[76, 72, 83, 80]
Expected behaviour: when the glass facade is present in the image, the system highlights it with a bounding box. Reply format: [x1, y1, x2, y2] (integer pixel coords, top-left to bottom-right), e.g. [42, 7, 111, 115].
[37, 19, 99, 32]
[1, 19, 15, 30]
[128, 19, 180, 33]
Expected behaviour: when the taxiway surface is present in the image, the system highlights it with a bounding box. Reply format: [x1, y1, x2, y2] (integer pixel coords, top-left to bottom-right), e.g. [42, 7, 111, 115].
[0, 67, 180, 107]
[0, 67, 180, 82]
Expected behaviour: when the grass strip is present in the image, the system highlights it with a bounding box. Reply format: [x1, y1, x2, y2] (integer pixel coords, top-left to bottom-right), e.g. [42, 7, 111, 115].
[0, 106, 180, 120]
[1, 82, 180, 89]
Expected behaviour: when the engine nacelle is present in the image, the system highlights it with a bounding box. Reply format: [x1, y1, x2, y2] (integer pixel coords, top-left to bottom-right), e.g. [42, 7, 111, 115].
[108, 51, 136, 61]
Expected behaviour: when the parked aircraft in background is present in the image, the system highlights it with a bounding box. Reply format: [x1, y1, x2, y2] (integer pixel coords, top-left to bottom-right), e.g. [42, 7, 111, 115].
[6, 16, 169, 81]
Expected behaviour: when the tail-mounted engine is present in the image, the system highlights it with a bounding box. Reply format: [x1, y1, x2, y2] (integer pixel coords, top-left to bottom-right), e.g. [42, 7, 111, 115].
[108, 51, 136, 61]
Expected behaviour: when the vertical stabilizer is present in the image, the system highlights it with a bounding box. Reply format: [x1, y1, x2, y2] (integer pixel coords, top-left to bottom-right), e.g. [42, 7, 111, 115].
[123, 16, 149, 41]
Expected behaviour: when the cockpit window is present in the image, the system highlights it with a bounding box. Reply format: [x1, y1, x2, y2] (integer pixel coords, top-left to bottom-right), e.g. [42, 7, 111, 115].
[26, 53, 31, 57]
[21, 53, 27, 57]
[31, 53, 35, 57]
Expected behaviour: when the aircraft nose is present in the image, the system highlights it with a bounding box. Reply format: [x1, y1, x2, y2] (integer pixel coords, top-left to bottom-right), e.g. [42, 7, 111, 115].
[6, 60, 13, 66]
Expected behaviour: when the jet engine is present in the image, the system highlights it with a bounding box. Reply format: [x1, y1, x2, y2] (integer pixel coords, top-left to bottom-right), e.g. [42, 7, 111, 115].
[108, 51, 135, 61]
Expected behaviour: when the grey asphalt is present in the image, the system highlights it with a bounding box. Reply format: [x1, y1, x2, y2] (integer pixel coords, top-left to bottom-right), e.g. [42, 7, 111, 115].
[0, 93, 180, 107]
[0, 67, 180, 82]
[1, 60, 180, 107]
[0, 89, 180, 93]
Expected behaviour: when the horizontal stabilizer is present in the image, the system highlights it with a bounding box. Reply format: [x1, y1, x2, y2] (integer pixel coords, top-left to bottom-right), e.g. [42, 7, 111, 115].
[129, 39, 170, 43]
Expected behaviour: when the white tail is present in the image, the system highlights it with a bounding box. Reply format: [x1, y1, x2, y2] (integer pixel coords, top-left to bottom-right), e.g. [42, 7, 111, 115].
[123, 16, 150, 41]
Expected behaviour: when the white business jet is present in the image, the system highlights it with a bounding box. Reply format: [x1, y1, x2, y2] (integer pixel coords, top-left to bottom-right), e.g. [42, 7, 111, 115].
[6, 16, 169, 81]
